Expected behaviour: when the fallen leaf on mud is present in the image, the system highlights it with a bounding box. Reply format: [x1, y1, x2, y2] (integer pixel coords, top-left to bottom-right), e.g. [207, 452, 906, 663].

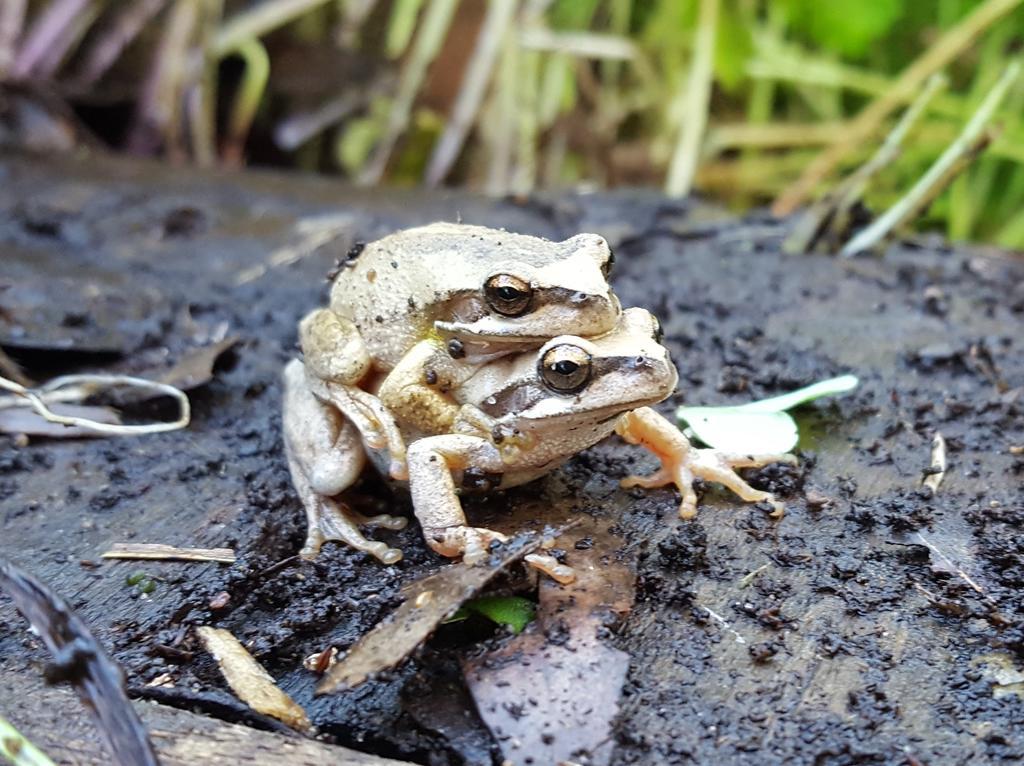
[156, 337, 240, 390]
[102, 543, 236, 564]
[973, 654, 1024, 699]
[463, 517, 635, 766]
[317, 531, 544, 695]
[196, 626, 312, 733]
[0, 403, 121, 437]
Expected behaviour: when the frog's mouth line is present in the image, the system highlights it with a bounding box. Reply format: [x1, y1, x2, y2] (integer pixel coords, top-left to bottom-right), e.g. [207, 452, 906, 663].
[517, 396, 670, 426]
[433, 322, 556, 345]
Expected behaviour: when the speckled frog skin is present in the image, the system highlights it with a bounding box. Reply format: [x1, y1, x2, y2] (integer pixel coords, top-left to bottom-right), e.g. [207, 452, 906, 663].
[283, 223, 795, 564]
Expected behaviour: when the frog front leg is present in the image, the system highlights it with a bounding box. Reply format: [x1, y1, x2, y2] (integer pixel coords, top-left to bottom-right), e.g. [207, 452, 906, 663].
[282, 359, 407, 564]
[405, 434, 508, 564]
[376, 340, 468, 436]
[615, 406, 797, 518]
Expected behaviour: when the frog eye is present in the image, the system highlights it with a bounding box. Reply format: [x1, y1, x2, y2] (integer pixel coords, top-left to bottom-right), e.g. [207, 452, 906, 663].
[539, 344, 592, 393]
[484, 274, 533, 316]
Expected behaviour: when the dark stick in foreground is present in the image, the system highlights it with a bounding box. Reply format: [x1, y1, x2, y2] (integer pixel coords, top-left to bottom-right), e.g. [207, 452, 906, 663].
[0, 558, 160, 766]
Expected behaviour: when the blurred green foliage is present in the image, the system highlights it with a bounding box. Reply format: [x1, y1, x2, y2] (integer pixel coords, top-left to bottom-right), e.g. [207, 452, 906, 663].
[4, 0, 1024, 248]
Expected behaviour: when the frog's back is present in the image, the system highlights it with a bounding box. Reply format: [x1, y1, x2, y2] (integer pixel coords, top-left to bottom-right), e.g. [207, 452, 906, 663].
[328, 222, 564, 369]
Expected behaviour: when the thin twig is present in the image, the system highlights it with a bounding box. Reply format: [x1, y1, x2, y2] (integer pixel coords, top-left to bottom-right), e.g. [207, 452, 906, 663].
[11, 0, 91, 78]
[665, 0, 719, 197]
[102, 543, 236, 564]
[773, 0, 1024, 216]
[517, 28, 637, 60]
[842, 62, 1019, 256]
[73, 0, 169, 87]
[35, 1, 102, 79]
[0, 0, 27, 78]
[914, 532, 994, 604]
[222, 37, 269, 166]
[128, 0, 199, 156]
[359, 0, 459, 185]
[785, 74, 946, 254]
[923, 431, 947, 494]
[187, 0, 223, 167]
[213, 0, 332, 57]
[485, 25, 517, 195]
[0, 373, 191, 436]
[424, 0, 517, 187]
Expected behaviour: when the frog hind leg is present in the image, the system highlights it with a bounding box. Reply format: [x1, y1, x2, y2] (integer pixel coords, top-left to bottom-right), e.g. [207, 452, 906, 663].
[282, 359, 406, 564]
[616, 406, 797, 519]
[405, 434, 508, 565]
[299, 309, 408, 479]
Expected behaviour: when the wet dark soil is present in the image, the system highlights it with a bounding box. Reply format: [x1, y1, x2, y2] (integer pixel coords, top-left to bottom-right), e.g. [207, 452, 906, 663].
[1, 151, 1023, 765]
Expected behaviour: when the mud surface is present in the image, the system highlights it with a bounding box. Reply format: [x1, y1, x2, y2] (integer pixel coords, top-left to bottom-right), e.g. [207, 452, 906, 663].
[1, 152, 1023, 765]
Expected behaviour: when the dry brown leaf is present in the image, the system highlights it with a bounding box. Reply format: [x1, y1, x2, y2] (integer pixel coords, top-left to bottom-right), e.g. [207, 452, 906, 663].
[196, 626, 312, 733]
[157, 337, 239, 391]
[102, 543, 236, 564]
[463, 516, 636, 766]
[318, 531, 544, 695]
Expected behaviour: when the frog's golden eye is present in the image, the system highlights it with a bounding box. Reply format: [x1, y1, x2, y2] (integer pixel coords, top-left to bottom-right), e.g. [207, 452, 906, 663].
[539, 344, 592, 393]
[484, 274, 533, 316]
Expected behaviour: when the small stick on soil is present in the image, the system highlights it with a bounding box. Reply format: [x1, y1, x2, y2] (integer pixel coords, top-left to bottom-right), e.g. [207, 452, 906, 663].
[700, 605, 747, 644]
[923, 431, 947, 494]
[914, 532, 995, 605]
[773, 0, 1024, 216]
[196, 626, 312, 733]
[738, 564, 769, 588]
[102, 543, 237, 564]
[841, 61, 1020, 256]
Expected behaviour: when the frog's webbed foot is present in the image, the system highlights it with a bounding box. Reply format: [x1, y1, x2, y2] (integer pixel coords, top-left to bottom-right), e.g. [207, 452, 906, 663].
[406, 433, 508, 564]
[423, 525, 509, 565]
[284, 359, 406, 564]
[301, 495, 405, 565]
[616, 406, 797, 519]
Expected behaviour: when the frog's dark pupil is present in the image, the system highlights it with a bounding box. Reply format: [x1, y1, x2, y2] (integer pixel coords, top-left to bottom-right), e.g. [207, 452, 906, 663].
[497, 286, 521, 301]
[553, 360, 578, 376]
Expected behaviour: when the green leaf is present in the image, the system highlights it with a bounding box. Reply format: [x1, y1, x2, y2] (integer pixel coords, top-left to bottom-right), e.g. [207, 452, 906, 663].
[443, 596, 536, 633]
[677, 375, 858, 453]
[778, 0, 904, 59]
